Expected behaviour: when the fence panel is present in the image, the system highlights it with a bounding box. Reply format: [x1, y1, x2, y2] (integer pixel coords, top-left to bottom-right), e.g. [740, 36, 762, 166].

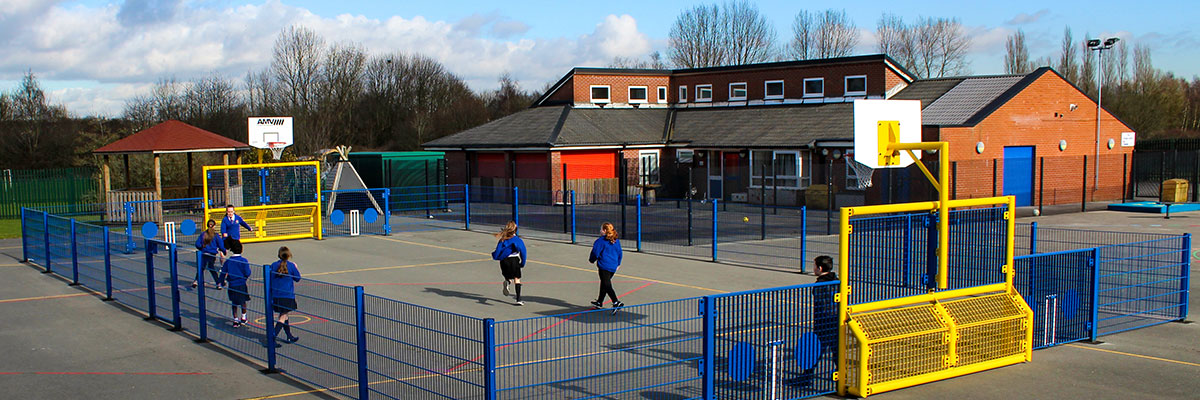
[107, 231, 150, 315]
[74, 222, 108, 292]
[1031, 227, 1177, 254]
[364, 294, 487, 400]
[846, 213, 932, 305]
[492, 298, 703, 399]
[945, 207, 1009, 290]
[514, 188, 571, 243]
[323, 189, 389, 237]
[125, 198, 207, 247]
[46, 215, 73, 275]
[201, 257, 270, 363]
[1014, 249, 1095, 349]
[466, 185, 514, 232]
[389, 185, 466, 233]
[639, 198, 709, 260]
[147, 240, 177, 324]
[717, 204, 807, 270]
[273, 277, 361, 400]
[709, 281, 838, 400]
[0, 167, 100, 218]
[1095, 236, 1189, 336]
[22, 209, 46, 265]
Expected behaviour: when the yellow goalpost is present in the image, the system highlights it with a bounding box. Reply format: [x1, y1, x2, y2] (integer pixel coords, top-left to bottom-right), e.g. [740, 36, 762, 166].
[201, 161, 323, 243]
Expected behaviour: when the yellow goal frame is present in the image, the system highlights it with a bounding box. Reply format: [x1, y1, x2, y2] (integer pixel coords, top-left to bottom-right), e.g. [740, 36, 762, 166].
[201, 161, 323, 243]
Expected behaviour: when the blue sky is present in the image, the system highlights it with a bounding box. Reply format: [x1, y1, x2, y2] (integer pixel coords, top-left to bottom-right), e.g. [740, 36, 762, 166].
[1, 0, 1195, 116]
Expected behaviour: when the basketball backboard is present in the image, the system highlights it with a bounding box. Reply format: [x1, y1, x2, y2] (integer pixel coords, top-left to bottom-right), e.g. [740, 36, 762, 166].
[248, 117, 294, 149]
[853, 100, 922, 169]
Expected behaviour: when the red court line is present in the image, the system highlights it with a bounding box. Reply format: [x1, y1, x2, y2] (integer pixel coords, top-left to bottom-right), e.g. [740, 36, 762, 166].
[13, 371, 210, 375]
[355, 280, 644, 286]
[445, 281, 656, 373]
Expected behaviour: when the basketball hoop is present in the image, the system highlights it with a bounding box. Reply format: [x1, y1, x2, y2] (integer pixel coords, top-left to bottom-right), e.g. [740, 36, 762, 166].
[846, 156, 875, 190]
[268, 142, 286, 160]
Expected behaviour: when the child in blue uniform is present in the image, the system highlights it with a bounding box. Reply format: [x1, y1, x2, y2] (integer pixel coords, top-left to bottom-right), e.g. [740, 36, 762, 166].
[220, 238, 251, 327]
[589, 222, 624, 310]
[191, 220, 225, 289]
[269, 246, 302, 343]
[221, 204, 254, 240]
[491, 221, 527, 306]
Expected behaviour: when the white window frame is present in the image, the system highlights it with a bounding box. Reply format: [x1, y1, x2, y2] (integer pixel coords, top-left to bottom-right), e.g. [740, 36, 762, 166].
[657, 86, 667, 103]
[678, 86, 688, 103]
[750, 150, 809, 189]
[764, 80, 785, 100]
[638, 150, 661, 185]
[628, 86, 648, 104]
[844, 75, 867, 96]
[728, 82, 748, 101]
[590, 85, 611, 104]
[696, 84, 713, 102]
[803, 78, 824, 98]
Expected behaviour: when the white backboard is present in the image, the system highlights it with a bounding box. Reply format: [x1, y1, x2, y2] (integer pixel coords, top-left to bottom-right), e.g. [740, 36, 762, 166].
[853, 99, 922, 168]
[248, 117, 294, 149]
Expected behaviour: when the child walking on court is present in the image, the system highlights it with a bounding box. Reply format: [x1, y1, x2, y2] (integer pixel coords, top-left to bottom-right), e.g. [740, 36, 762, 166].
[589, 222, 624, 311]
[800, 255, 839, 386]
[192, 219, 225, 289]
[220, 238, 251, 327]
[270, 246, 302, 343]
[221, 204, 254, 240]
[491, 221, 527, 306]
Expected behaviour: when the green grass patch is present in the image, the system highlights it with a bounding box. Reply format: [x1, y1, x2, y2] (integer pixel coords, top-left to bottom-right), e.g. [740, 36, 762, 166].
[0, 219, 23, 239]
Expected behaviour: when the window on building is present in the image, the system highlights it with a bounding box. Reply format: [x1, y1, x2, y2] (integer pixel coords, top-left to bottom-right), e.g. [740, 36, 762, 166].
[803, 78, 824, 97]
[764, 80, 785, 99]
[750, 150, 810, 189]
[845, 75, 867, 96]
[679, 86, 688, 103]
[590, 85, 610, 103]
[729, 82, 748, 101]
[639, 151, 660, 185]
[657, 86, 667, 103]
[628, 86, 648, 103]
[696, 84, 713, 102]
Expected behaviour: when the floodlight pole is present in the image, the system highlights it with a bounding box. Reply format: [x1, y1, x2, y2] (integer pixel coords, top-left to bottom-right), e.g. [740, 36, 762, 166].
[1089, 37, 1119, 200]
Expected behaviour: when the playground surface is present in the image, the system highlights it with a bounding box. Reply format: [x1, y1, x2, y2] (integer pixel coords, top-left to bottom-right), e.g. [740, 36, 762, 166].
[1, 207, 1197, 399]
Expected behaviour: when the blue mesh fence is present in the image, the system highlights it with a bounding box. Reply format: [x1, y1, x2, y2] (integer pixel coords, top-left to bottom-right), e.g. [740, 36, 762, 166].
[272, 276, 361, 399]
[572, 193, 637, 250]
[1027, 225, 1179, 254]
[513, 188, 570, 242]
[147, 240, 178, 325]
[466, 185, 513, 232]
[492, 297, 704, 399]
[203, 257, 270, 363]
[46, 214, 72, 275]
[1015, 249, 1095, 349]
[708, 281, 839, 400]
[74, 221, 107, 291]
[322, 189, 390, 237]
[1095, 236, 1189, 336]
[635, 198, 706, 259]
[205, 164, 320, 208]
[389, 185, 466, 233]
[22, 209, 46, 265]
[945, 207, 1008, 290]
[107, 231, 150, 315]
[364, 294, 487, 399]
[716, 204, 808, 271]
[124, 198, 207, 248]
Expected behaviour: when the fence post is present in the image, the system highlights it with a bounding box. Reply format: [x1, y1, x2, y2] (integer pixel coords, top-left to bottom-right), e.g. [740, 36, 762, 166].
[636, 195, 642, 252]
[355, 286, 369, 400]
[196, 251, 207, 341]
[125, 202, 134, 253]
[687, 198, 694, 246]
[382, 188, 391, 236]
[264, 263, 278, 373]
[1180, 234, 1191, 321]
[20, 208, 28, 263]
[1122, 153, 1129, 203]
[512, 187, 519, 229]
[168, 243, 182, 331]
[570, 191, 577, 244]
[464, 184, 471, 231]
[70, 218, 80, 286]
[800, 206, 808, 274]
[1038, 157, 1045, 215]
[1082, 155, 1088, 212]
[43, 211, 50, 273]
[1089, 247, 1101, 342]
[711, 200, 718, 262]
[145, 240, 157, 320]
[701, 296, 715, 398]
[103, 228, 113, 301]
[902, 214, 912, 288]
[483, 318, 497, 400]
[1030, 222, 1038, 254]
[760, 200, 766, 241]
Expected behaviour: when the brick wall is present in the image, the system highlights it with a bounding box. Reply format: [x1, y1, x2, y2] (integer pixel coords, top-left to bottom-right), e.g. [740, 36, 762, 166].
[444, 151, 466, 185]
[939, 72, 1135, 205]
[670, 62, 887, 103]
[545, 77, 574, 103]
[572, 74, 670, 104]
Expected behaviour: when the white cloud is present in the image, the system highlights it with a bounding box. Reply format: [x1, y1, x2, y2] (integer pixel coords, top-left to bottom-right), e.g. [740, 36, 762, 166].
[1005, 9, 1051, 25]
[0, 1, 654, 116]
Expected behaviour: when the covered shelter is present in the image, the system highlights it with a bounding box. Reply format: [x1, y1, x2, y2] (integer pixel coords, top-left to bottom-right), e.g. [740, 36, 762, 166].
[93, 120, 251, 218]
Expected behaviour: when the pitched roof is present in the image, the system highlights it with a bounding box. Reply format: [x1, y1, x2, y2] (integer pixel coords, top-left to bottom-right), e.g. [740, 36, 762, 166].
[423, 106, 668, 148]
[894, 68, 1050, 127]
[670, 103, 854, 148]
[889, 78, 963, 108]
[94, 120, 250, 154]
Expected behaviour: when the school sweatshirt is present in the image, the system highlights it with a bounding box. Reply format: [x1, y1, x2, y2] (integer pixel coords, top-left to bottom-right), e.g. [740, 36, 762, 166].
[194, 233, 225, 255]
[589, 237, 623, 273]
[221, 215, 253, 240]
[491, 236, 528, 267]
[221, 255, 252, 287]
[269, 261, 302, 299]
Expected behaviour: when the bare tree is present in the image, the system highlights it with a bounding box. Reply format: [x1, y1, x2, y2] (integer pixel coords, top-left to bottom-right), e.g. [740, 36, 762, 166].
[1004, 30, 1033, 74]
[1079, 32, 1097, 96]
[271, 25, 325, 113]
[788, 9, 859, 60]
[1057, 27, 1080, 84]
[184, 73, 243, 138]
[876, 15, 970, 78]
[314, 42, 367, 149]
[3, 71, 68, 163]
[608, 51, 669, 69]
[668, 1, 776, 68]
[0, 93, 10, 120]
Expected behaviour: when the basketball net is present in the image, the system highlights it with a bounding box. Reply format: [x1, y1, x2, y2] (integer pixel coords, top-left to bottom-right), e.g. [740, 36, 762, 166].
[268, 142, 286, 161]
[846, 155, 875, 190]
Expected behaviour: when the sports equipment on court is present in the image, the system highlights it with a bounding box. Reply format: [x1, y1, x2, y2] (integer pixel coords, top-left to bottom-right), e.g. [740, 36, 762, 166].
[202, 161, 322, 243]
[325, 146, 383, 218]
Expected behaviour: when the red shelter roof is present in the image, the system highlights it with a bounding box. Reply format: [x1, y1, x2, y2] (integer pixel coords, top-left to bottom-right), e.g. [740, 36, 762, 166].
[94, 120, 250, 154]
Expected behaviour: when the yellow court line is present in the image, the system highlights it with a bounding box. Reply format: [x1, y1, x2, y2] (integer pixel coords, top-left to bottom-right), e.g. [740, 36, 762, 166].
[0, 263, 27, 267]
[245, 367, 482, 399]
[0, 246, 21, 250]
[0, 290, 101, 304]
[1065, 344, 1200, 368]
[371, 236, 726, 293]
[305, 258, 491, 277]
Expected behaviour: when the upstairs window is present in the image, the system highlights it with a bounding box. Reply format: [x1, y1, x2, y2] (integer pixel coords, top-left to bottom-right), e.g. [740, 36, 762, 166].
[679, 86, 688, 103]
[590, 85, 610, 103]
[629, 86, 648, 103]
[729, 82, 747, 101]
[657, 86, 667, 103]
[845, 75, 867, 96]
[764, 80, 784, 99]
[803, 78, 824, 97]
[696, 84, 713, 102]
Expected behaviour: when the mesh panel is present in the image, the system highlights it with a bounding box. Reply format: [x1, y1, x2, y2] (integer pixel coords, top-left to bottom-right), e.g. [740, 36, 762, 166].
[364, 294, 486, 400]
[203, 162, 320, 243]
[74, 222, 107, 292]
[205, 206, 318, 243]
[274, 279, 360, 400]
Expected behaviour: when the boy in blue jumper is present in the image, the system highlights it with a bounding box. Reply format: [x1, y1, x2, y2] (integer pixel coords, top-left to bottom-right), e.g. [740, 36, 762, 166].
[589, 222, 624, 310]
[192, 219, 226, 289]
[220, 238, 252, 327]
[491, 221, 528, 306]
[269, 246, 302, 343]
[221, 204, 254, 240]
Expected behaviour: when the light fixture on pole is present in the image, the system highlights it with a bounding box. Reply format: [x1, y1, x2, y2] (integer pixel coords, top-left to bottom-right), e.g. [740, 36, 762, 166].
[1087, 36, 1119, 201]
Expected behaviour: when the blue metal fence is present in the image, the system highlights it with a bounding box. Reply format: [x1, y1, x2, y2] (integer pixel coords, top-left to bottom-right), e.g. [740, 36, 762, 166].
[323, 189, 391, 237]
[1015, 249, 1095, 349]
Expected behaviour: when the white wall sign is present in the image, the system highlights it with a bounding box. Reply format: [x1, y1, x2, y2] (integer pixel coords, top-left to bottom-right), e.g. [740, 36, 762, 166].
[1121, 132, 1136, 147]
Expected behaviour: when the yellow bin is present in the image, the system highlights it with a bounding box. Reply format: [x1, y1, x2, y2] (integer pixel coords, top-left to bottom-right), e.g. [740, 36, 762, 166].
[1161, 179, 1189, 203]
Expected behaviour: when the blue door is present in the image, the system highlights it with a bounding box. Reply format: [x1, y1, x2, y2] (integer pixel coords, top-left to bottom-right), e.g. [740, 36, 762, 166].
[1003, 146, 1034, 207]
